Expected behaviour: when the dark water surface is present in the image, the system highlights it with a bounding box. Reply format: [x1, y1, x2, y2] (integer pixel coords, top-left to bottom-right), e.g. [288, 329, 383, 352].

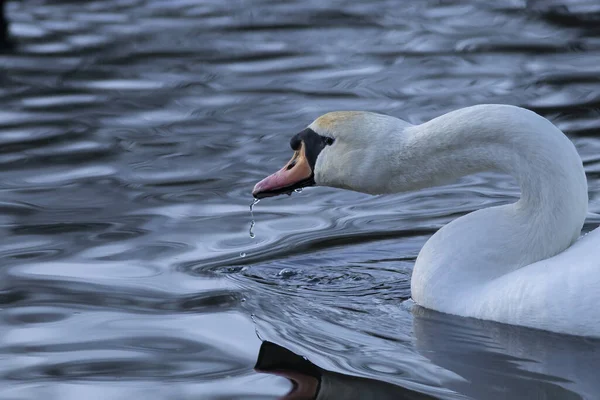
[2, 0, 600, 399]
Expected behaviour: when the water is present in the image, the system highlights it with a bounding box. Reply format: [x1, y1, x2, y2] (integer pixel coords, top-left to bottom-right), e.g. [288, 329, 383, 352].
[1, 0, 600, 399]
[249, 198, 259, 240]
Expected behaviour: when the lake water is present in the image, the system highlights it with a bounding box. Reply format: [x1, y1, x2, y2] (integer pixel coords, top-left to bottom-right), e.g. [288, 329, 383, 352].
[1, 0, 600, 399]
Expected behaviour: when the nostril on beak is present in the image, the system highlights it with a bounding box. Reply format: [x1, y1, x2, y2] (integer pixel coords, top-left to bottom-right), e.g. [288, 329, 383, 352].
[286, 161, 296, 171]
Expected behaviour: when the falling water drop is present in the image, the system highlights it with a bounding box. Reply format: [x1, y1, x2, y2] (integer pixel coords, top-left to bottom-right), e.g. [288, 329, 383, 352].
[241, 199, 260, 258]
[249, 198, 260, 239]
[249, 221, 255, 239]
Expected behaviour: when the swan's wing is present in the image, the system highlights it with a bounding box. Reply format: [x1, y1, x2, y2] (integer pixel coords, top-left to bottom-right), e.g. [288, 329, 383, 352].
[475, 226, 600, 337]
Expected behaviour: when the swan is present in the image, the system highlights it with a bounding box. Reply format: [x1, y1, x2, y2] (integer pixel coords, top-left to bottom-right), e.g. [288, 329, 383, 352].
[252, 104, 600, 338]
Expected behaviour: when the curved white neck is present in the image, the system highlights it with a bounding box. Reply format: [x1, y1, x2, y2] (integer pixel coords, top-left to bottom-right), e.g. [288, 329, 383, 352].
[405, 105, 588, 309]
[400, 106, 586, 212]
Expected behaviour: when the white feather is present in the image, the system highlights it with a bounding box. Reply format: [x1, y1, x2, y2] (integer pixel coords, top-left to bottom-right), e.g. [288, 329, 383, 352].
[311, 104, 599, 337]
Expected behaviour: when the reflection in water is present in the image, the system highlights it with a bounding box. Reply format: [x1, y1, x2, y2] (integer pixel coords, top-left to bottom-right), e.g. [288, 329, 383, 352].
[0, 2, 4, 34]
[256, 340, 437, 400]
[256, 307, 600, 400]
[412, 306, 598, 399]
[0, 0, 10, 50]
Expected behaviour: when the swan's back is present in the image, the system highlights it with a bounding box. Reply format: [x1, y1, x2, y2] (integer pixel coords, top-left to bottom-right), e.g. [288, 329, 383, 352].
[472, 226, 600, 337]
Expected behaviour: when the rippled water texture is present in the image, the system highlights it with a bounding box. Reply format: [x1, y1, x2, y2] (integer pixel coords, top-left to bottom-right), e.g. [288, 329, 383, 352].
[2, 0, 600, 399]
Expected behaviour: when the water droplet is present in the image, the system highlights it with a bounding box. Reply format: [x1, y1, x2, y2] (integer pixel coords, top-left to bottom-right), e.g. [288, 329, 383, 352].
[249, 220, 255, 239]
[249, 198, 259, 239]
[294, 188, 303, 193]
[241, 199, 260, 257]
[277, 268, 297, 278]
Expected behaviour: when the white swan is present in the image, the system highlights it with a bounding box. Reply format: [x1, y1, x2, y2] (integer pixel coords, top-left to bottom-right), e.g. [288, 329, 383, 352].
[252, 104, 600, 338]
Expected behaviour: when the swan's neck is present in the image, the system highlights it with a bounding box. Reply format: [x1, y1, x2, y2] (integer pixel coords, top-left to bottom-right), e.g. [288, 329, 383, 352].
[404, 105, 588, 310]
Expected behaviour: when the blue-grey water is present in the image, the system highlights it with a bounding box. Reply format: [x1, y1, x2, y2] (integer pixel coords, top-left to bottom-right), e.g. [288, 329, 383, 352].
[1, 0, 600, 399]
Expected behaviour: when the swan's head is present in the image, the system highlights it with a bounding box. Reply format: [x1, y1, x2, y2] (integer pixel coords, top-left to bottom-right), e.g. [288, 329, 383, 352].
[253, 111, 407, 198]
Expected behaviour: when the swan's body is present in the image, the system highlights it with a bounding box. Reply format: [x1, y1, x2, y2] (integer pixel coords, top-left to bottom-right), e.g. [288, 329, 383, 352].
[253, 104, 600, 337]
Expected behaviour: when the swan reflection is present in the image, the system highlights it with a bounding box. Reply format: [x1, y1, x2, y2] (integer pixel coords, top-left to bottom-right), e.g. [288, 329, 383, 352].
[255, 340, 437, 400]
[412, 306, 599, 399]
[255, 306, 600, 399]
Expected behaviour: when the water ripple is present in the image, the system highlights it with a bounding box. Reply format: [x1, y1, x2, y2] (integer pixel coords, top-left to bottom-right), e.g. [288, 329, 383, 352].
[1, 0, 599, 398]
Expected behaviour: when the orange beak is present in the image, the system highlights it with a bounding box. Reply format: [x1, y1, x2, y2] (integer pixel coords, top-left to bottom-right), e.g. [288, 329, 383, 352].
[252, 143, 314, 199]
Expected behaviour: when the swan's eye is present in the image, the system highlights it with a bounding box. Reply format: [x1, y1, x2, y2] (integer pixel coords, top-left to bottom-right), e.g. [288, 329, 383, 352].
[323, 137, 335, 146]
